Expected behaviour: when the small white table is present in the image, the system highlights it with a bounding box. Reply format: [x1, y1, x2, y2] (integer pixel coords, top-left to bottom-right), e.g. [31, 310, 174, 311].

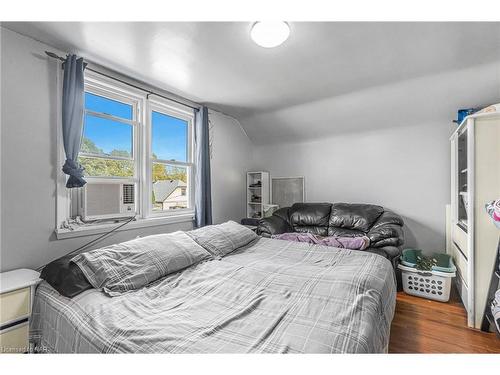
[0, 269, 41, 353]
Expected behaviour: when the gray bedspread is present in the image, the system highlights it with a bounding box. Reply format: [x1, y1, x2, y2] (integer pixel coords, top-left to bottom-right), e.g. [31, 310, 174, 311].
[30, 237, 396, 353]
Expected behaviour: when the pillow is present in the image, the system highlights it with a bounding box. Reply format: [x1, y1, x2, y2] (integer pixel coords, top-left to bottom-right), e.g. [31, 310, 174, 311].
[187, 221, 258, 257]
[71, 231, 211, 296]
[40, 253, 92, 298]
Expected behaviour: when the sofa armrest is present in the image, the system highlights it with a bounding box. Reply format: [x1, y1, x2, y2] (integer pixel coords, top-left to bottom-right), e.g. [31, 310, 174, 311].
[257, 216, 292, 237]
[377, 245, 402, 258]
[368, 223, 404, 247]
[371, 210, 404, 229]
[368, 210, 404, 248]
[365, 246, 401, 259]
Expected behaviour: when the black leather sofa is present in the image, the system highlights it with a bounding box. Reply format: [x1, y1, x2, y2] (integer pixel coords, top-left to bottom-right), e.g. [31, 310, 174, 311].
[257, 202, 404, 268]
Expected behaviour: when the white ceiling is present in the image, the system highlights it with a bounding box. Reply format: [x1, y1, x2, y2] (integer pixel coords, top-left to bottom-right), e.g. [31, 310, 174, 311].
[3, 22, 500, 143]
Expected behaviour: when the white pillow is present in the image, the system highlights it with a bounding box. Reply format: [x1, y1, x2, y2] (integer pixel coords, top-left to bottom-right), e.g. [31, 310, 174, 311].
[187, 221, 258, 257]
[72, 231, 211, 296]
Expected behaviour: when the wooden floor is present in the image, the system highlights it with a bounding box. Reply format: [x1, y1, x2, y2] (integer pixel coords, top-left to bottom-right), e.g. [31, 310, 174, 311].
[389, 288, 500, 353]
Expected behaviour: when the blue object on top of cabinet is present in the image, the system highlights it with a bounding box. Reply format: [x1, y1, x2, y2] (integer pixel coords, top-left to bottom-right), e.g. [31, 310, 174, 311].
[455, 108, 481, 124]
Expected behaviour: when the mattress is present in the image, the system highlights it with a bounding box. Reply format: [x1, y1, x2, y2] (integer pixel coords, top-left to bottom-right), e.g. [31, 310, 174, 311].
[30, 237, 396, 353]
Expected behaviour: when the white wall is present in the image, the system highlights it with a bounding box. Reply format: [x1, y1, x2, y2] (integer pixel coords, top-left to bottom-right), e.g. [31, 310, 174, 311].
[209, 111, 253, 224]
[252, 63, 500, 252]
[0, 28, 252, 272]
[2, 25, 498, 271]
[253, 123, 450, 251]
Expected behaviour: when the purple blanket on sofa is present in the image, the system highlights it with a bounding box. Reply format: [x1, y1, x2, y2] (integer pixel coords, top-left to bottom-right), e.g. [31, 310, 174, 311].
[271, 232, 370, 250]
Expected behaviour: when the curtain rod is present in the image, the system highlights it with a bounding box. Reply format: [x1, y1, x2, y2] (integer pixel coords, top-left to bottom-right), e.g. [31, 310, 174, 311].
[45, 51, 200, 111]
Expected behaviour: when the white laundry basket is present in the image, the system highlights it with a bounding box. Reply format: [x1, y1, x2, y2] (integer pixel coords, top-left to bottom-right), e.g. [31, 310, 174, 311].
[398, 264, 456, 302]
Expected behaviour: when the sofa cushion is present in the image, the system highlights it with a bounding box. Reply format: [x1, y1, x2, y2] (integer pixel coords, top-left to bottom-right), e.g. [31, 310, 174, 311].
[289, 203, 331, 227]
[294, 225, 329, 237]
[329, 203, 384, 232]
[327, 227, 366, 238]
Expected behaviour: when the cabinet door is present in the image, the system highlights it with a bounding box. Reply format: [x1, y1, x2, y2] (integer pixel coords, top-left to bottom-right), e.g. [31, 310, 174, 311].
[456, 127, 469, 230]
[0, 288, 30, 325]
[450, 134, 457, 225]
[0, 323, 29, 354]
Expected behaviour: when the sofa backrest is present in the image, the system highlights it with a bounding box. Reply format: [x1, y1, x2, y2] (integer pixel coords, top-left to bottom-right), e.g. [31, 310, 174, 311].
[289, 203, 332, 236]
[259, 202, 404, 249]
[329, 203, 384, 232]
[284, 202, 387, 236]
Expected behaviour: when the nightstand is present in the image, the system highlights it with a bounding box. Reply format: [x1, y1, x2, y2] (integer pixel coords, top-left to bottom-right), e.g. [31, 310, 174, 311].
[0, 269, 41, 354]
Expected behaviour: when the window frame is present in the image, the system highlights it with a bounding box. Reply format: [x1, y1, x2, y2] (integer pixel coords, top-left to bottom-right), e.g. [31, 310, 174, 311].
[79, 110, 135, 162]
[82, 73, 141, 168]
[145, 97, 195, 218]
[56, 70, 196, 237]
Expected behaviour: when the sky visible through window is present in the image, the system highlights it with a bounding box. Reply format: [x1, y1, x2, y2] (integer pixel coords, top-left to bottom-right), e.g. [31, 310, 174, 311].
[83, 92, 188, 161]
[152, 111, 187, 162]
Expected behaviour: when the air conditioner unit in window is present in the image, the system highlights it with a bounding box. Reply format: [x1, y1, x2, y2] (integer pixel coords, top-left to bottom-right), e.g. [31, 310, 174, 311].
[80, 183, 136, 221]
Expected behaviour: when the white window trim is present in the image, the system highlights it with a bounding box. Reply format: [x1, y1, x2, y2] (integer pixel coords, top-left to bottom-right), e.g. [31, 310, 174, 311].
[55, 70, 195, 239]
[146, 97, 195, 219]
[55, 214, 194, 240]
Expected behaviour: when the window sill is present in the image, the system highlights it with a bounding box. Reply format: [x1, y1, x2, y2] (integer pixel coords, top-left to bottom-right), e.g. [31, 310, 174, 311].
[55, 213, 195, 240]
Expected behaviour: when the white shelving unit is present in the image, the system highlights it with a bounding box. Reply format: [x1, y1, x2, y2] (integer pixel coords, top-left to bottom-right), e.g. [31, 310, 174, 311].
[447, 110, 500, 329]
[246, 171, 270, 219]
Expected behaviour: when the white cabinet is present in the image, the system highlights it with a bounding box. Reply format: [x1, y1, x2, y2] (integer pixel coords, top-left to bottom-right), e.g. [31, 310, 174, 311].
[448, 112, 500, 329]
[0, 269, 41, 353]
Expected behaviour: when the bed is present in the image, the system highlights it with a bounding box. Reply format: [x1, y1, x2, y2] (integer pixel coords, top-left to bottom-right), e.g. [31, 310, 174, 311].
[30, 228, 396, 354]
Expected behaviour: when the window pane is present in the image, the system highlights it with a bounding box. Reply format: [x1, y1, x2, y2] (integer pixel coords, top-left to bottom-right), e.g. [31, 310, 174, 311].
[82, 114, 133, 158]
[85, 92, 133, 120]
[152, 111, 188, 162]
[79, 156, 134, 177]
[152, 163, 188, 211]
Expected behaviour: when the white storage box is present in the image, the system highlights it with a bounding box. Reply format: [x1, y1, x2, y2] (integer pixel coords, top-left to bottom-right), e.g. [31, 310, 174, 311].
[398, 264, 456, 302]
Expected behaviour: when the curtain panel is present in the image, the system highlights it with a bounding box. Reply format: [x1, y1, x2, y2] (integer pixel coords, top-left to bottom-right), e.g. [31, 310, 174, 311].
[61, 55, 86, 188]
[194, 106, 212, 227]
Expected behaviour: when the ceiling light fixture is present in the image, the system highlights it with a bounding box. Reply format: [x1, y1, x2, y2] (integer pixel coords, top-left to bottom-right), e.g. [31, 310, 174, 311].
[250, 21, 290, 48]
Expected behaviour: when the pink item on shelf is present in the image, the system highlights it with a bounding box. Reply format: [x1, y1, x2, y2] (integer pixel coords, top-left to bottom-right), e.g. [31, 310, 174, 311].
[493, 199, 500, 221]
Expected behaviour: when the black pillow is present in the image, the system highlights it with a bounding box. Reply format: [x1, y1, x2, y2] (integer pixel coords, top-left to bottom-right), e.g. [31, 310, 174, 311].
[40, 253, 92, 298]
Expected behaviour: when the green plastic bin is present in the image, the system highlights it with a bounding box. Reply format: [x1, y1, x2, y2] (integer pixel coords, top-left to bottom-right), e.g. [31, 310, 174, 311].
[401, 249, 456, 273]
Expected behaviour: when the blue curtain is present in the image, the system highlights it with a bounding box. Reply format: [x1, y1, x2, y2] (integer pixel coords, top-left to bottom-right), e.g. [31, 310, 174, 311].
[194, 106, 212, 227]
[61, 55, 86, 188]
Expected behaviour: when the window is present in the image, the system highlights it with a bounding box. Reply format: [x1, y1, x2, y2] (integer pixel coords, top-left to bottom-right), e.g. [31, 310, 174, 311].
[151, 111, 188, 162]
[149, 103, 193, 214]
[61, 71, 195, 230]
[79, 92, 136, 178]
